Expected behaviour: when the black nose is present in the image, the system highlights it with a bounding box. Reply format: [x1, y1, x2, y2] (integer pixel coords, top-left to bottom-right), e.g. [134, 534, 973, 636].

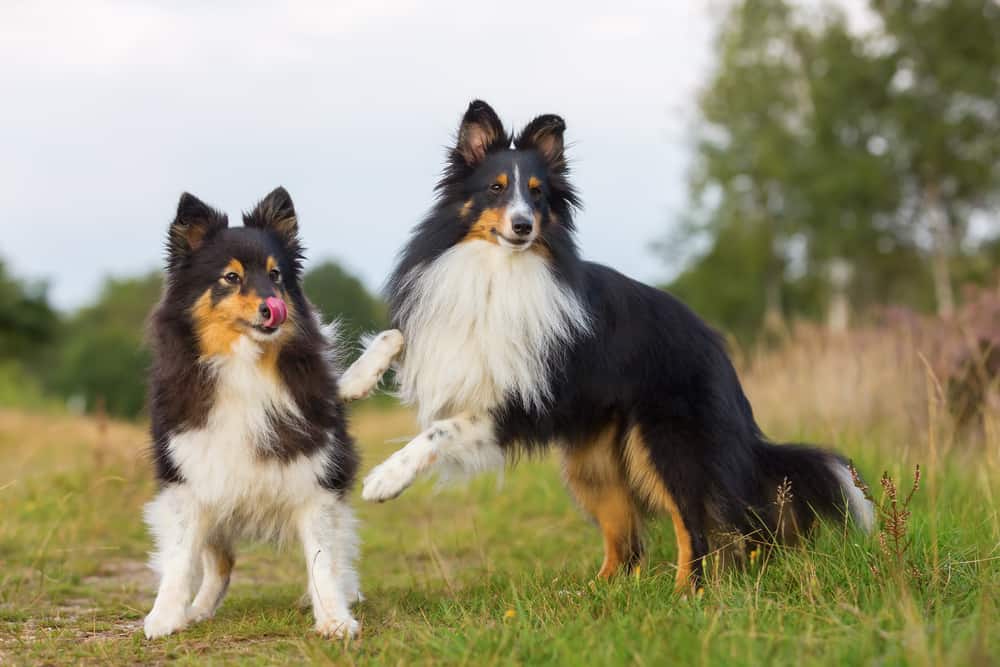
[258, 302, 271, 319]
[511, 217, 533, 237]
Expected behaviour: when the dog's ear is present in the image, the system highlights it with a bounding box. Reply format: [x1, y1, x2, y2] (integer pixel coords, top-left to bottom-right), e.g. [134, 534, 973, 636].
[168, 193, 227, 268]
[244, 186, 299, 247]
[515, 114, 567, 170]
[454, 100, 508, 167]
[244, 187, 303, 268]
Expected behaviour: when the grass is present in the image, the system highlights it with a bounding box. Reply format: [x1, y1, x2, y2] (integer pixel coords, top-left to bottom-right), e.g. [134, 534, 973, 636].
[1, 336, 999, 665]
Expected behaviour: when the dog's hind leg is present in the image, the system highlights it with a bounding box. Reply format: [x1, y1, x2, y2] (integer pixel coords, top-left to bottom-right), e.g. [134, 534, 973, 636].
[362, 412, 503, 502]
[562, 423, 643, 580]
[622, 426, 709, 592]
[338, 329, 404, 402]
[188, 538, 234, 623]
[143, 485, 211, 638]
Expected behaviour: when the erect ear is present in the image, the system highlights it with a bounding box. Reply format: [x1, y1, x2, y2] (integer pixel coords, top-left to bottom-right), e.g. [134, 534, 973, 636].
[454, 100, 508, 167]
[243, 186, 299, 249]
[515, 114, 567, 169]
[167, 193, 227, 268]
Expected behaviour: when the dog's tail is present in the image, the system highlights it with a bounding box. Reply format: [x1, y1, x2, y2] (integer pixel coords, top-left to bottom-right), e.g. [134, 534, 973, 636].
[751, 441, 875, 540]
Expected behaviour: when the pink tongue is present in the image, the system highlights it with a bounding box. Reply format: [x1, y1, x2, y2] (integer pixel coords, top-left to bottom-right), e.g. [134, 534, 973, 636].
[264, 296, 287, 328]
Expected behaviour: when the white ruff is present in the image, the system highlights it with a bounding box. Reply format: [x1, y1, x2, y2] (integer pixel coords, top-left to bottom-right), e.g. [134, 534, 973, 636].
[396, 240, 590, 426]
[145, 333, 360, 639]
[163, 336, 328, 541]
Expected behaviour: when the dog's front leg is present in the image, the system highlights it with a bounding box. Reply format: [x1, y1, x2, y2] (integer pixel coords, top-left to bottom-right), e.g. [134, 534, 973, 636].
[361, 412, 503, 502]
[297, 493, 360, 639]
[143, 485, 209, 639]
[338, 329, 404, 402]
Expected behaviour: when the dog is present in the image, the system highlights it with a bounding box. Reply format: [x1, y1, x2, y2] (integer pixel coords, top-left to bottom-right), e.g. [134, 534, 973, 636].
[144, 187, 402, 639]
[361, 100, 874, 589]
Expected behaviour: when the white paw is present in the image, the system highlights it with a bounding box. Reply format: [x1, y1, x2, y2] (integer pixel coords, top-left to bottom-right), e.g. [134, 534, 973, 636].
[362, 450, 422, 502]
[316, 616, 360, 639]
[144, 607, 189, 639]
[186, 603, 215, 624]
[339, 330, 405, 401]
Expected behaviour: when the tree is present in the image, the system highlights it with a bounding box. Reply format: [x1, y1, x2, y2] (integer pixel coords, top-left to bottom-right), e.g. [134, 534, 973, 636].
[0, 258, 58, 362]
[302, 260, 387, 351]
[47, 273, 162, 418]
[681, 0, 809, 334]
[667, 0, 1000, 340]
[870, 0, 1000, 316]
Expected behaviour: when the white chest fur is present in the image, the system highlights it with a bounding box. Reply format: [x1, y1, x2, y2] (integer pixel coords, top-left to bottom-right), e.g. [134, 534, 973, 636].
[395, 241, 590, 426]
[167, 337, 327, 536]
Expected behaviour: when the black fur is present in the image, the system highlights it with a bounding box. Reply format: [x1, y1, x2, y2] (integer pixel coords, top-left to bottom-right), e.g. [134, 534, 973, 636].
[148, 187, 357, 493]
[387, 101, 868, 585]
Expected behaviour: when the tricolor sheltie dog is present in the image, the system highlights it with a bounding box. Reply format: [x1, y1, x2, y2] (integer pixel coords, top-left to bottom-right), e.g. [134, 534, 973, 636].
[362, 101, 874, 589]
[144, 187, 401, 639]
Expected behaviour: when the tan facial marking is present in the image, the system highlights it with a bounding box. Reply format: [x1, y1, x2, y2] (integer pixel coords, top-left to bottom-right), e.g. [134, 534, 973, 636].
[495, 173, 508, 188]
[223, 259, 245, 281]
[462, 207, 504, 244]
[528, 176, 541, 190]
[266, 256, 278, 273]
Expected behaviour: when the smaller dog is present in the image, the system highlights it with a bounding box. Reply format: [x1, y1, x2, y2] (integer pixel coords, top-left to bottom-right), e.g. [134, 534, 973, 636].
[144, 187, 402, 639]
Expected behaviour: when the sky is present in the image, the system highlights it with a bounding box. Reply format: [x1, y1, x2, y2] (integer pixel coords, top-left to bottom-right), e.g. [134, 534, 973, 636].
[1, 1, 715, 310]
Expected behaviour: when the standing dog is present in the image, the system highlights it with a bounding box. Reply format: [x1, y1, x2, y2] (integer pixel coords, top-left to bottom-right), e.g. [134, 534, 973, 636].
[362, 101, 873, 589]
[144, 187, 401, 639]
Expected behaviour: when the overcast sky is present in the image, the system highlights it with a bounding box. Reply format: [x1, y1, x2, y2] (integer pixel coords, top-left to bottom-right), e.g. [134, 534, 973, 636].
[1, 1, 715, 310]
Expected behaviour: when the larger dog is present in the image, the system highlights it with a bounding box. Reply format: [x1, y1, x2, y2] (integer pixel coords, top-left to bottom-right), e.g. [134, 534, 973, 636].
[362, 101, 873, 589]
[144, 187, 401, 639]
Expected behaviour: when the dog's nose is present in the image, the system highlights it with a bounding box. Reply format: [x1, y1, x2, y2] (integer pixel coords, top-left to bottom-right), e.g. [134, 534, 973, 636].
[511, 217, 533, 237]
[258, 302, 271, 320]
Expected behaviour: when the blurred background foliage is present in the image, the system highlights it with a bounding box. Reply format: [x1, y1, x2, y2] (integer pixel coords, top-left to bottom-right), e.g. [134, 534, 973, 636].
[0, 257, 386, 419]
[1, 0, 998, 419]
[663, 0, 1000, 340]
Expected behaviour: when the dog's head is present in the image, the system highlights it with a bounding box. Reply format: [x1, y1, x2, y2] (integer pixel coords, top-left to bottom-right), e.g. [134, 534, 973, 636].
[439, 100, 580, 255]
[164, 187, 306, 357]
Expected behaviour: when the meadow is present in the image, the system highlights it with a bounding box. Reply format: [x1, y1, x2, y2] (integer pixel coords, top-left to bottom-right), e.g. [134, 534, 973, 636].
[0, 326, 997, 666]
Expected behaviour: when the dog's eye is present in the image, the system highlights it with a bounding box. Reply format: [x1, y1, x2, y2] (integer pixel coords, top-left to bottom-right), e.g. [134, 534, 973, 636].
[489, 182, 504, 193]
[223, 272, 241, 285]
[269, 269, 281, 283]
[530, 186, 543, 199]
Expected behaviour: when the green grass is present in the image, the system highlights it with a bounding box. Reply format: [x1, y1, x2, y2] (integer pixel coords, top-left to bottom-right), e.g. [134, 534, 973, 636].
[1, 405, 998, 666]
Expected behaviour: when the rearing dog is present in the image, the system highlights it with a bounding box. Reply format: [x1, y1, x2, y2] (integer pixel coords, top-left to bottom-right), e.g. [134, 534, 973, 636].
[362, 101, 874, 589]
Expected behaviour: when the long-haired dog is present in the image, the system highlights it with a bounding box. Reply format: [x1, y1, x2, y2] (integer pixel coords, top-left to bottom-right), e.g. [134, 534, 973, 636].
[362, 101, 874, 589]
[144, 187, 401, 639]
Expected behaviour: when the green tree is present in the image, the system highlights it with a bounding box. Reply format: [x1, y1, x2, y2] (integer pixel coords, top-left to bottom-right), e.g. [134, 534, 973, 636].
[47, 273, 162, 418]
[302, 260, 387, 351]
[870, 0, 1000, 315]
[0, 258, 58, 362]
[667, 0, 1000, 340]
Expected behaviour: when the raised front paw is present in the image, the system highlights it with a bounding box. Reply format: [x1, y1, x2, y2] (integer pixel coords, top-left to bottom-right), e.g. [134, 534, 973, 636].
[316, 616, 360, 639]
[339, 329, 405, 401]
[362, 450, 422, 502]
[144, 606, 190, 639]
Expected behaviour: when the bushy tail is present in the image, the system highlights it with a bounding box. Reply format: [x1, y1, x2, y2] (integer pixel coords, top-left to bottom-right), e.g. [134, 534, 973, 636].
[752, 441, 874, 540]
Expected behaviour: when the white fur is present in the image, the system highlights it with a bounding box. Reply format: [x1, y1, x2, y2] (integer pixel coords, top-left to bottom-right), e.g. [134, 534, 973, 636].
[830, 462, 875, 532]
[395, 241, 590, 426]
[144, 334, 359, 639]
[362, 412, 503, 502]
[339, 329, 404, 401]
